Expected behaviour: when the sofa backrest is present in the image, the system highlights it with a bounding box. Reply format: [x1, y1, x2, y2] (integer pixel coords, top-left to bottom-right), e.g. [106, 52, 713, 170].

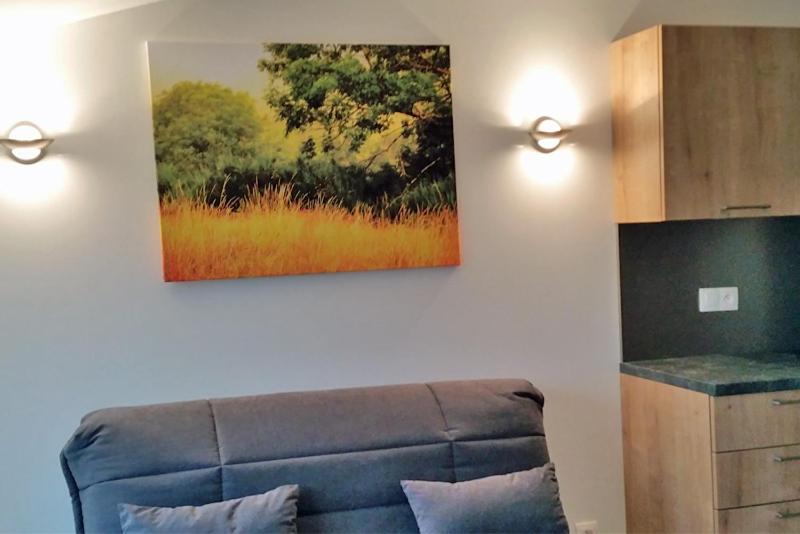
[61, 379, 551, 533]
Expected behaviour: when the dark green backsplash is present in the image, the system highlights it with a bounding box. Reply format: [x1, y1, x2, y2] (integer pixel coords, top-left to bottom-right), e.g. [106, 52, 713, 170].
[619, 216, 800, 361]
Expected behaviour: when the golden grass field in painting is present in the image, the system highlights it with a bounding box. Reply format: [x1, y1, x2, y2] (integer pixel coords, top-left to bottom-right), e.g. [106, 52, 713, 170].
[160, 187, 460, 281]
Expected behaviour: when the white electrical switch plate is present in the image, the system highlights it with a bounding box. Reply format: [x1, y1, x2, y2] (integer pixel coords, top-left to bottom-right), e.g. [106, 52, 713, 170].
[575, 520, 598, 534]
[698, 287, 739, 312]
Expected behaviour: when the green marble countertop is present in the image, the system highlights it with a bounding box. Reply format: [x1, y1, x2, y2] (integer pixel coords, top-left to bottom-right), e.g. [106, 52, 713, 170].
[620, 353, 800, 396]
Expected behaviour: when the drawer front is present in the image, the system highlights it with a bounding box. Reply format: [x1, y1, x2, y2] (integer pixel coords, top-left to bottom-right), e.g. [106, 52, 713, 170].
[713, 390, 800, 451]
[715, 444, 800, 508]
[716, 500, 800, 533]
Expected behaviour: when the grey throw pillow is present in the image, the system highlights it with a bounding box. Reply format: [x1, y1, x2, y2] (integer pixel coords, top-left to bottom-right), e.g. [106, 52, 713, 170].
[401, 463, 568, 534]
[118, 484, 299, 534]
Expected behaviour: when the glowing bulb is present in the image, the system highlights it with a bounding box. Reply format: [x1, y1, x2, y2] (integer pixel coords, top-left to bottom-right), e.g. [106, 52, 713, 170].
[12, 147, 42, 162]
[529, 117, 570, 154]
[537, 139, 560, 150]
[537, 118, 561, 133]
[1, 122, 53, 164]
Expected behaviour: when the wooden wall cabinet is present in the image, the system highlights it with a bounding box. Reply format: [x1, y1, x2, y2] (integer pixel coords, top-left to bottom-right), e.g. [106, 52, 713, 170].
[622, 374, 800, 533]
[612, 25, 800, 223]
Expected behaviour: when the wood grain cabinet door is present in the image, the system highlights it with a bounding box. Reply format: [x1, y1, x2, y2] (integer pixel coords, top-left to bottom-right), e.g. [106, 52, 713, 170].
[662, 26, 800, 220]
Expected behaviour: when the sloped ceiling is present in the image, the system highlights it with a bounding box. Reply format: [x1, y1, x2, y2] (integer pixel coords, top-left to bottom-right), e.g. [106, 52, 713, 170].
[0, 0, 167, 26]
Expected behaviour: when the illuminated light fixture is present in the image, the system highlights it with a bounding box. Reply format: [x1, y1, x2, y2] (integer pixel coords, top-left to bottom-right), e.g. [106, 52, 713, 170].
[0, 122, 53, 164]
[529, 116, 571, 154]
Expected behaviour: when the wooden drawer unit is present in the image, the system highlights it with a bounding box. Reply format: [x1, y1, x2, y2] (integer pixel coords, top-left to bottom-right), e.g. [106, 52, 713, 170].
[622, 375, 800, 533]
[715, 444, 800, 508]
[716, 500, 800, 534]
[713, 390, 800, 451]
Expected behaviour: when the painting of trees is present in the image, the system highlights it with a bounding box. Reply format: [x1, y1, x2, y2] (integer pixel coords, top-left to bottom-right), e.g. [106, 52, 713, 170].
[148, 42, 459, 281]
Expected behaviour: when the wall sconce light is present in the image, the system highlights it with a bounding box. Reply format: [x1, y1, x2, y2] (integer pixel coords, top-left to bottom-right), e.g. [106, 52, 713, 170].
[1, 122, 53, 164]
[529, 116, 571, 154]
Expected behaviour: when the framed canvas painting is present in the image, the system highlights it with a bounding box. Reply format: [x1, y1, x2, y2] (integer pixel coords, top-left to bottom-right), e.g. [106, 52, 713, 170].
[147, 42, 460, 282]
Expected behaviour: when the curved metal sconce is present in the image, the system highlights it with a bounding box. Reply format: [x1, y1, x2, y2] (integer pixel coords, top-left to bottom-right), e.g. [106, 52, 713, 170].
[529, 116, 571, 154]
[1, 122, 53, 164]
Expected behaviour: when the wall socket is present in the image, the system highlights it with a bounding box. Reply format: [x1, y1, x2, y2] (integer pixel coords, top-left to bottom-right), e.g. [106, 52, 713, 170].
[698, 286, 739, 312]
[575, 520, 598, 534]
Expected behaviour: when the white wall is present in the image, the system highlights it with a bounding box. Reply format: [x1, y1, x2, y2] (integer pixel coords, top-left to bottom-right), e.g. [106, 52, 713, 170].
[3, 0, 800, 531]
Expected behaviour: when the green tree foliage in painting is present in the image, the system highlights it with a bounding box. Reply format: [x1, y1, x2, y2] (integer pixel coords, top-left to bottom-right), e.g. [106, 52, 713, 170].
[153, 81, 264, 197]
[259, 44, 456, 213]
[153, 45, 456, 216]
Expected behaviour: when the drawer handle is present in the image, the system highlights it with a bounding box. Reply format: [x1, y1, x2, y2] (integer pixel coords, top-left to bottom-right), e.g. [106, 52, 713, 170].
[721, 204, 772, 211]
[774, 455, 800, 463]
[776, 511, 800, 520]
[772, 399, 800, 406]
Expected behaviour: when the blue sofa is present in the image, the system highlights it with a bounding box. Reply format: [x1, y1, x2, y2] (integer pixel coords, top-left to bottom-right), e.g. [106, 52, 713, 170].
[61, 379, 554, 533]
